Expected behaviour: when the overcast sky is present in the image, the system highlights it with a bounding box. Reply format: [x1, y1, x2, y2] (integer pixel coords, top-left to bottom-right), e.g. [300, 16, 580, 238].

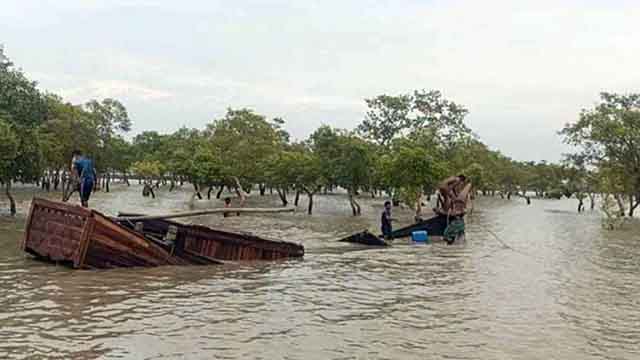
[2, 0, 639, 161]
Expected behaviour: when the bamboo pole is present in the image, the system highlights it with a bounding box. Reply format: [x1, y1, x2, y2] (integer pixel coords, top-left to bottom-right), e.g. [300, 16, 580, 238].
[113, 207, 295, 222]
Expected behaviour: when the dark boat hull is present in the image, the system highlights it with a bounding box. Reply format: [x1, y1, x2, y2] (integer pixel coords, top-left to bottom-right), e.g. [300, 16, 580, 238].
[338, 230, 389, 246]
[339, 214, 461, 246]
[389, 214, 450, 239]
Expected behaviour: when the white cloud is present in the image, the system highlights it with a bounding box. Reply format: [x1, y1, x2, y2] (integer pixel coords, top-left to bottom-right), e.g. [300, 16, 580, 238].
[59, 80, 173, 102]
[2, 0, 639, 161]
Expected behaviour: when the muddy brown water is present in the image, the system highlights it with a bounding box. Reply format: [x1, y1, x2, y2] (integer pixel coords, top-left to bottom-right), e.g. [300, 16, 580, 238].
[1, 185, 639, 359]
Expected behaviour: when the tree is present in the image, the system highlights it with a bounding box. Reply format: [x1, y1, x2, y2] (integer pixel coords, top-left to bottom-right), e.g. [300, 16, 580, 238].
[85, 98, 132, 187]
[358, 89, 470, 148]
[131, 160, 165, 198]
[207, 108, 286, 195]
[561, 92, 640, 216]
[0, 54, 46, 214]
[0, 119, 19, 214]
[387, 141, 444, 219]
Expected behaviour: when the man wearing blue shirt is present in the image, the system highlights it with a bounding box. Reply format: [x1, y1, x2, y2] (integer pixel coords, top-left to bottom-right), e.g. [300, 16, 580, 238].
[71, 150, 96, 207]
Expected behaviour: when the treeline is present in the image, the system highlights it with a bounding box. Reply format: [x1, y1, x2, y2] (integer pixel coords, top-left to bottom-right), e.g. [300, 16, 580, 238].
[1, 53, 638, 221]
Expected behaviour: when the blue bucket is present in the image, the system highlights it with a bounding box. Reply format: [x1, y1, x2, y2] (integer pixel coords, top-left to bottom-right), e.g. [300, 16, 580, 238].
[412, 230, 429, 243]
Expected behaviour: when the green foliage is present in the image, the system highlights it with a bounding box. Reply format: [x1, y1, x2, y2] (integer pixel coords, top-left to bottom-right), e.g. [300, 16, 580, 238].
[207, 108, 286, 187]
[0, 119, 18, 181]
[359, 89, 471, 148]
[388, 142, 444, 206]
[131, 160, 165, 179]
[561, 92, 640, 215]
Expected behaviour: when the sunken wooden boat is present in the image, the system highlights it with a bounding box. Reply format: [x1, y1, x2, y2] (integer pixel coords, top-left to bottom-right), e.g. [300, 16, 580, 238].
[22, 198, 304, 269]
[339, 214, 458, 246]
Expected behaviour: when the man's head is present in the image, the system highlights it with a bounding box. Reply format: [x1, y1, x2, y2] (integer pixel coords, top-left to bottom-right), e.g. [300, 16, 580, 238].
[224, 197, 232, 205]
[384, 200, 392, 210]
[457, 174, 467, 182]
[72, 149, 82, 158]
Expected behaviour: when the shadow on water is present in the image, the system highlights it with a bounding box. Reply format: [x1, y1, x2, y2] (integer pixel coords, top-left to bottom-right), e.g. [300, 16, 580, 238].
[1, 185, 639, 359]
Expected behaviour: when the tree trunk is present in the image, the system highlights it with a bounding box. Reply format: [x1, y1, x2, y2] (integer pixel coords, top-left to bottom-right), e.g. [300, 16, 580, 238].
[53, 170, 60, 191]
[142, 183, 155, 198]
[169, 179, 175, 192]
[216, 185, 224, 199]
[124, 173, 130, 186]
[578, 198, 584, 213]
[614, 194, 626, 217]
[589, 193, 596, 211]
[105, 173, 110, 193]
[194, 184, 203, 200]
[207, 186, 213, 200]
[307, 192, 314, 215]
[629, 194, 639, 217]
[277, 188, 288, 206]
[259, 184, 266, 196]
[5, 181, 16, 216]
[294, 190, 300, 206]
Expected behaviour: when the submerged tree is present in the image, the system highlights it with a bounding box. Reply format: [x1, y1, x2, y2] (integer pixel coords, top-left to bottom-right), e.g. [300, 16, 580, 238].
[561, 92, 640, 217]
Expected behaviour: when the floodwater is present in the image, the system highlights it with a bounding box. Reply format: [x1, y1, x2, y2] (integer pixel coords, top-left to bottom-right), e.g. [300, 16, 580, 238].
[1, 185, 639, 360]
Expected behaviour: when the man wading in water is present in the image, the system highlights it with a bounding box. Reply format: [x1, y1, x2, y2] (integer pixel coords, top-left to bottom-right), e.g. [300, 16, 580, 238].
[435, 174, 472, 244]
[71, 150, 96, 207]
[381, 200, 395, 240]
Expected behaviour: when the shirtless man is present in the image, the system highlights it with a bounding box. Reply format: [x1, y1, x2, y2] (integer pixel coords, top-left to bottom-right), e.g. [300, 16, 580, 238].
[436, 175, 472, 216]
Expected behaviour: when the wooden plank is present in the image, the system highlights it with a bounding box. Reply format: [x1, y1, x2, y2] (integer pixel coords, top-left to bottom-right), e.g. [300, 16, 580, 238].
[113, 206, 295, 222]
[21, 200, 37, 251]
[31, 198, 91, 217]
[74, 215, 95, 269]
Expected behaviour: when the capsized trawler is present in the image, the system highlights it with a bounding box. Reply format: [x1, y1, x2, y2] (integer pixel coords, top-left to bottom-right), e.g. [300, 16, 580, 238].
[21, 198, 304, 269]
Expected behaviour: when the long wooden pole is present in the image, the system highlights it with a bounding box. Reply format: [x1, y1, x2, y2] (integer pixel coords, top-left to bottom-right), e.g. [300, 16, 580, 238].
[113, 207, 295, 222]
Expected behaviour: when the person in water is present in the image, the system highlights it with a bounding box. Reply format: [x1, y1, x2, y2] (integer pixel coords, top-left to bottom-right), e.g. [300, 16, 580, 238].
[223, 197, 233, 217]
[381, 200, 395, 240]
[71, 150, 96, 207]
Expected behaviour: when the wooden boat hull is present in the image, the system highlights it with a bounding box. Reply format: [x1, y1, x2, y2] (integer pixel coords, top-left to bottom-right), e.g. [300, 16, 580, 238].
[116, 214, 305, 261]
[22, 198, 189, 269]
[22, 198, 304, 269]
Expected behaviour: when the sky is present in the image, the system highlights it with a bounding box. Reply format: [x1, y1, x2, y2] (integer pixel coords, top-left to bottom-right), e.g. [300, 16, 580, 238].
[1, 0, 639, 162]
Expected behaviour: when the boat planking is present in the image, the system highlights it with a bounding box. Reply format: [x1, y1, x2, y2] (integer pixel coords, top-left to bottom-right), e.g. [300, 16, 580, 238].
[116, 213, 304, 263]
[22, 198, 304, 269]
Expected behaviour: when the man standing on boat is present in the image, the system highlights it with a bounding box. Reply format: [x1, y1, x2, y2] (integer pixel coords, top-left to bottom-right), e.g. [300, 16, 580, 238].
[436, 175, 471, 216]
[71, 150, 96, 207]
[381, 200, 395, 240]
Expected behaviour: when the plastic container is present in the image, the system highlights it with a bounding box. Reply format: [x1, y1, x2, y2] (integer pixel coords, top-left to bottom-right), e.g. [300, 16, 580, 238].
[412, 230, 429, 243]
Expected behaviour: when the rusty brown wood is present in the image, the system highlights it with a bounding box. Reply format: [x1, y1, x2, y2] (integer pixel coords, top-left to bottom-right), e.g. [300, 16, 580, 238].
[21, 198, 37, 251]
[74, 215, 95, 269]
[113, 206, 295, 222]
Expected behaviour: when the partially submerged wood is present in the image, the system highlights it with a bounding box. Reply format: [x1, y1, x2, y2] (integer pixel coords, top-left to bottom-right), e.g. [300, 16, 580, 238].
[22, 198, 304, 269]
[114, 206, 295, 222]
[117, 213, 304, 261]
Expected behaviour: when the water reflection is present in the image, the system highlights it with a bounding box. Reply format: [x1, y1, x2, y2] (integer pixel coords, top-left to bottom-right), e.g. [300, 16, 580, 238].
[1, 185, 639, 359]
